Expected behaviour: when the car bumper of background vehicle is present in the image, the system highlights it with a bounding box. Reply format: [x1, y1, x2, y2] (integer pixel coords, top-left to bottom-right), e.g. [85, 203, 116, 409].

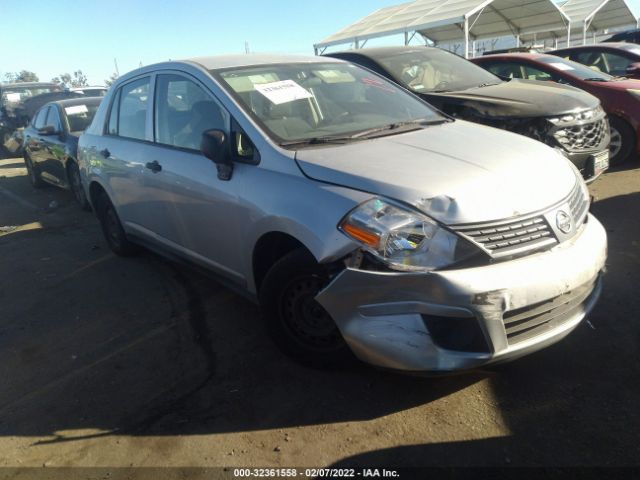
[316, 214, 607, 373]
[563, 150, 609, 183]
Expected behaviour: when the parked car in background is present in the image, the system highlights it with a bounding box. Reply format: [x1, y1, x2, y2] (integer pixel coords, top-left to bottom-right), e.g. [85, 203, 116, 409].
[473, 53, 640, 165]
[78, 54, 606, 373]
[1, 82, 62, 156]
[604, 28, 640, 44]
[325, 46, 610, 182]
[23, 97, 101, 208]
[551, 43, 640, 79]
[70, 86, 108, 97]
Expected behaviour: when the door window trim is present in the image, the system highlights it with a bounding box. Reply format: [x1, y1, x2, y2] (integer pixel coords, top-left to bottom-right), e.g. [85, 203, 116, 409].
[103, 75, 154, 144]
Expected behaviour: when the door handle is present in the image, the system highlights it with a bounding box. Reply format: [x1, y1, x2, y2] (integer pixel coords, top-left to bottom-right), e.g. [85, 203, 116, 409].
[145, 160, 162, 173]
[99, 148, 110, 158]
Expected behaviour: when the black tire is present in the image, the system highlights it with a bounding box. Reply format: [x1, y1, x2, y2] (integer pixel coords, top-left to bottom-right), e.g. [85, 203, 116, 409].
[259, 249, 353, 368]
[67, 160, 91, 211]
[95, 191, 140, 256]
[609, 116, 636, 166]
[24, 152, 44, 188]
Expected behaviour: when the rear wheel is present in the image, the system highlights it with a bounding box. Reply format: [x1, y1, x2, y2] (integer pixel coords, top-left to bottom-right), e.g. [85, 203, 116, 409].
[67, 161, 91, 211]
[24, 152, 44, 188]
[609, 117, 635, 166]
[259, 249, 353, 368]
[96, 191, 139, 256]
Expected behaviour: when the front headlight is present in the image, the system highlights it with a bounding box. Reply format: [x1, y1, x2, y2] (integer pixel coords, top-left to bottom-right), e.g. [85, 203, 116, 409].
[338, 198, 480, 271]
[628, 89, 640, 101]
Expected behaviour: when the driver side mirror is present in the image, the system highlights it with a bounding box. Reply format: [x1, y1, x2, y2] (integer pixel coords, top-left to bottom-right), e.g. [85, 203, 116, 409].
[201, 129, 233, 181]
[626, 62, 640, 76]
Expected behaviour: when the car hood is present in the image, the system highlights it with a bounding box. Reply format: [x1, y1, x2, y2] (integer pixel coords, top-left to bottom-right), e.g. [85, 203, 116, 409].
[425, 79, 600, 118]
[295, 120, 577, 225]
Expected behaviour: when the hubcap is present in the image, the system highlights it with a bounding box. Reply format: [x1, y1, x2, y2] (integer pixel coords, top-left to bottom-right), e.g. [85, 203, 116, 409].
[281, 275, 342, 351]
[609, 126, 622, 159]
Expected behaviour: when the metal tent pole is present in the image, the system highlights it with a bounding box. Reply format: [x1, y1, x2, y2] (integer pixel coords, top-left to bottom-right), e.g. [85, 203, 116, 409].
[464, 17, 470, 58]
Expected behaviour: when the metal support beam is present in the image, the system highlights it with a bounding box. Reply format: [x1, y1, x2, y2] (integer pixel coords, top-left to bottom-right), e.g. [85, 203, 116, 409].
[404, 31, 409, 45]
[567, 22, 571, 47]
[464, 17, 470, 59]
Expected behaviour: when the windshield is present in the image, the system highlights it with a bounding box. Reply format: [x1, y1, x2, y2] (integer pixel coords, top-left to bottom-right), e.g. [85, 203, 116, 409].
[1, 85, 61, 104]
[215, 62, 444, 143]
[63, 103, 100, 133]
[540, 56, 614, 81]
[373, 48, 501, 92]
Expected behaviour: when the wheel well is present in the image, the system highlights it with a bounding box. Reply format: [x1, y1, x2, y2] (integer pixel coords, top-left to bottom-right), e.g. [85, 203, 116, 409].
[89, 182, 107, 213]
[252, 232, 309, 293]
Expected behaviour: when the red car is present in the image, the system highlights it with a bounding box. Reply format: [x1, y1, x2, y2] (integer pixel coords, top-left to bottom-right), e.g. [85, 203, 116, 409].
[472, 53, 640, 165]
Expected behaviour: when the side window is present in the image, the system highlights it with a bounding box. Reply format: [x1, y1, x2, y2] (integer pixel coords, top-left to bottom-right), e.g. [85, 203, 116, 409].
[485, 62, 523, 79]
[155, 74, 228, 150]
[107, 88, 121, 135]
[117, 77, 150, 141]
[601, 52, 632, 76]
[46, 106, 62, 131]
[33, 107, 48, 129]
[522, 65, 554, 81]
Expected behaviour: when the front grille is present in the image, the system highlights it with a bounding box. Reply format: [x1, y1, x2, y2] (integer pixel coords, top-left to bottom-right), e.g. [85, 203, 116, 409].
[503, 279, 598, 345]
[452, 215, 557, 259]
[568, 179, 589, 226]
[554, 118, 607, 153]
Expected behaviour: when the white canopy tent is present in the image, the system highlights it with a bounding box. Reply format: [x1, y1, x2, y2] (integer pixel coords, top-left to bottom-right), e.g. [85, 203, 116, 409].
[521, 0, 638, 44]
[314, 0, 572, 58]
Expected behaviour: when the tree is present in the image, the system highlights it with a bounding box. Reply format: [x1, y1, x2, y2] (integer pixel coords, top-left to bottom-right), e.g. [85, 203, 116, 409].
[104, 72, 119, 87]
[71, 70, 88, 87]
[3, 70, 39, 83]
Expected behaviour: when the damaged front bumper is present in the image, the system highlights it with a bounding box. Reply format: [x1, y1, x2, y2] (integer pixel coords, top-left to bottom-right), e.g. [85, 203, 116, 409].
[316, 214, 607, 373]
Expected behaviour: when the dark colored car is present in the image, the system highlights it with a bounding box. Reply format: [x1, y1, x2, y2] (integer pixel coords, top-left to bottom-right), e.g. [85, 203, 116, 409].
[1, 82, 62, 156]
[23, 97, 102, 208]
[604, 28, 640, 45]
[473, 53, 640, 164]
[326, 46, 610, 182]
[551, 43, 640, 79]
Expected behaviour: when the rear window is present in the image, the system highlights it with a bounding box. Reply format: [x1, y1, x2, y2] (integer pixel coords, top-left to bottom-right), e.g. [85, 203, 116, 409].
[64, 103, 100, 132]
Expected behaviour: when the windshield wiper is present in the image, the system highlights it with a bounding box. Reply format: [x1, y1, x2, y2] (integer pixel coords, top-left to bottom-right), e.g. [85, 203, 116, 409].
[350, 119, 448, 139]
[278, 135, 356, 148]
[583, 77, 609, 82]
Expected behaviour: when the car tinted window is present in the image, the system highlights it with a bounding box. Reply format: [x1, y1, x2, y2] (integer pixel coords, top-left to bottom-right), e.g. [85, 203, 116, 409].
[522, 65, 555, 81]
[601, 52, 632, 75]
[117, 77, 150, 140]
[372, 49, 501, 92]
[33, 107, 49, 129]
[539, 56, 613, 81]
[484, 62, 524, 79]
[46, 106, 62, 131]
[155, 74, 228, 150]
[217, 62, 443, 143]
[64, 103, 100, 133]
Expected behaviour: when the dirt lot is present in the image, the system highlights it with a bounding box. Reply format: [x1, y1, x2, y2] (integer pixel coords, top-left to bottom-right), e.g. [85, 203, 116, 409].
[0, 155, 639, 474]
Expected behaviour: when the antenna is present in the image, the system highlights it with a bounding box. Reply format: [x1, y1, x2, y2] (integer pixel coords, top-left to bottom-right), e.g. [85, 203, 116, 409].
[113, 58, 120, 76]
[245, 41, 250, 54]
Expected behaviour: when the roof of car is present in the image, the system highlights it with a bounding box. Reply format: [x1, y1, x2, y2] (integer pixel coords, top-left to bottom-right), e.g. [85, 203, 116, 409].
[51, 97, 103, 108]
[475, 53, 548, 60]
[553, 42, 639, 52]
[0, 82, 59, 89]
[185, 53, 342, 70]
[329, 46, 434, 58]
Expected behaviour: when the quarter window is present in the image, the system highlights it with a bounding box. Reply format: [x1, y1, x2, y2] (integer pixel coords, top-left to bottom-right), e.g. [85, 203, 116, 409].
[154, 74, 228, 150]
[107, 89, 121, 136]
[117, 77, 150, 141]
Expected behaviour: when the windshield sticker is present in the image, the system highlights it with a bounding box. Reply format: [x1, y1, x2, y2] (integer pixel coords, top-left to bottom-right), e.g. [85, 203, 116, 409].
[548, 63, 575, 71]
[6, 93, 21, 102]
[65, 105, 89, 115]
[254, 79, 313, 105]
[361, 77, 396, 93]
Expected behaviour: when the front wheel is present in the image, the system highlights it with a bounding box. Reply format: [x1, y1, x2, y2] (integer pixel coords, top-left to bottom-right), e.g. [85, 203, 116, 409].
[67, 161, 91, 211]
[259, 249, 353, 368]
[24, 153, 44, 188]
[96, 191, 140, 256]
[609, 117, 635, 166]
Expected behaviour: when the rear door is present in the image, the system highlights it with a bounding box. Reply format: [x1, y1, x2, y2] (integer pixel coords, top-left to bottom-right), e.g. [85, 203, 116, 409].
[24, 106, 49, 166]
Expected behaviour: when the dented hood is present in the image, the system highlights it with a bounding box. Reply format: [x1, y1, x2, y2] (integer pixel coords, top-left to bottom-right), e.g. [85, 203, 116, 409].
[424, 79, 600, 118]
[295, 120, 577, 225]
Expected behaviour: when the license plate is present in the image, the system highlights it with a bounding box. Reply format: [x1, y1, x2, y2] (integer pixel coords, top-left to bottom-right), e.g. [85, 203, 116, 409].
[593, 151, 609, 175]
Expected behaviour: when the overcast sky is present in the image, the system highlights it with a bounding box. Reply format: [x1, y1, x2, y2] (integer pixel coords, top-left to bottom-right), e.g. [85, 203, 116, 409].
[2, 0, 639, 85]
